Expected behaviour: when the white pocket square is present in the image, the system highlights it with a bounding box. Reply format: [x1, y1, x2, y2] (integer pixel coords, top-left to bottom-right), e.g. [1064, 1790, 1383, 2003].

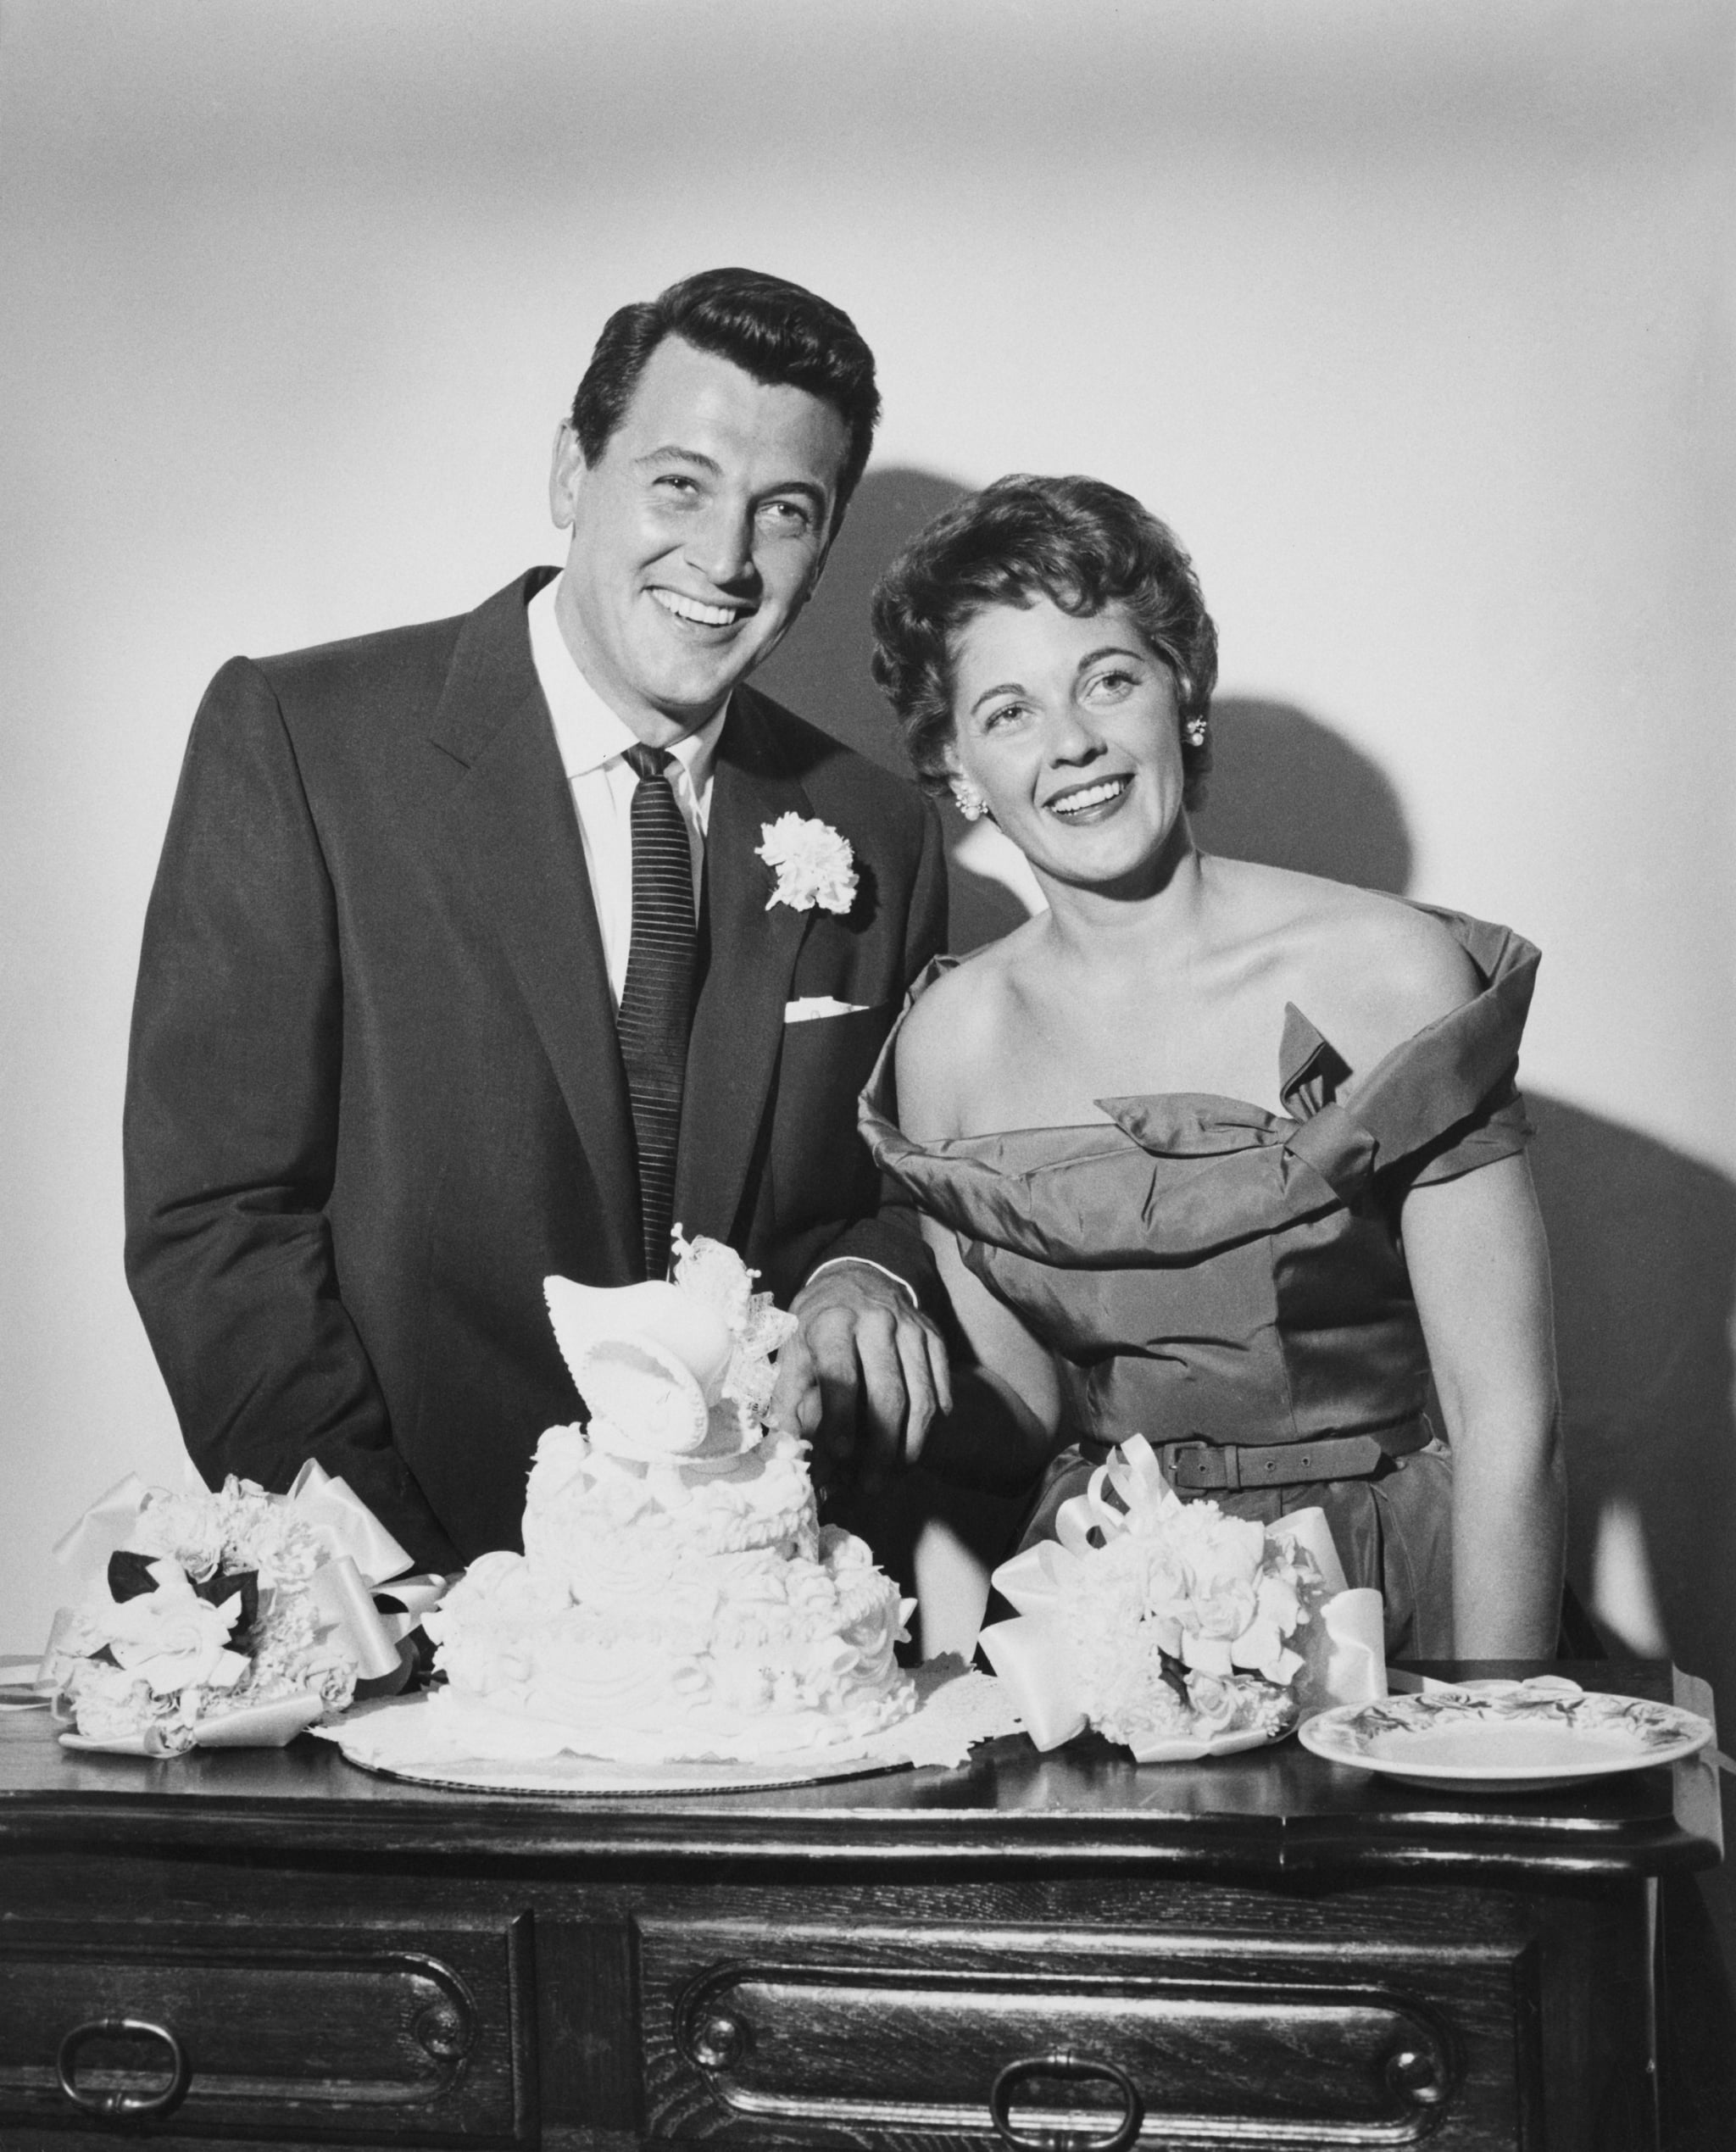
[783, 996, 872, 1024]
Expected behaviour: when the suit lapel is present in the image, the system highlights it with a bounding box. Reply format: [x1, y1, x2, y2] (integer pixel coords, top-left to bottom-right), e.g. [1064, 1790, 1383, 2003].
[674, 687, 812, 1244]
[431, 571, 639, 1282]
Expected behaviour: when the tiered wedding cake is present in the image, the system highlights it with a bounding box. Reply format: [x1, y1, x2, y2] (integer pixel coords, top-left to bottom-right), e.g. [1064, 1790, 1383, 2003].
[419, 1234, 915, 1765]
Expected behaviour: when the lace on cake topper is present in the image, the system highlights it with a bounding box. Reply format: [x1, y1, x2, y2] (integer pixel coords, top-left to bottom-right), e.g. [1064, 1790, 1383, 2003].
[543, 1230, 798, 1468]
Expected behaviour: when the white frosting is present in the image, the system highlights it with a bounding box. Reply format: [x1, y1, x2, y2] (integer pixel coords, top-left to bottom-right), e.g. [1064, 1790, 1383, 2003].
[425, 1238, 915, 1765]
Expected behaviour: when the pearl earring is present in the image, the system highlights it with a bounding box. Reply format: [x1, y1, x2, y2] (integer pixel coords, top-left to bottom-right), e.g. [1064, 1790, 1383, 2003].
[1183, 717, 1209, 748]
[950, 779, 990, 823]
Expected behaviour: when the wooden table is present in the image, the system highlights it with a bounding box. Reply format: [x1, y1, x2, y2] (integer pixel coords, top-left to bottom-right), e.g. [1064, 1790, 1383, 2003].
[0, 1661, 1718, 2151]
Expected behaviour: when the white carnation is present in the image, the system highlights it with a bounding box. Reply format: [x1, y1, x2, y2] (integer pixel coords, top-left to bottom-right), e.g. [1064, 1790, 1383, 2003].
[755, 813, 858, 915]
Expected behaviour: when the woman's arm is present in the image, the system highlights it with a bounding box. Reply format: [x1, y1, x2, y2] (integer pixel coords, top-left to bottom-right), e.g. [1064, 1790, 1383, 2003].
[892, 970, 1065, 1493]
[1401, 1151, 1566, 1656]
[909, 1215, 1065, 1492]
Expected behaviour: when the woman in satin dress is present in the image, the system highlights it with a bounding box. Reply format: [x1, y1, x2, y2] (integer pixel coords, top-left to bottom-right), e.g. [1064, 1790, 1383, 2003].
[860, 475, 1565, 1658]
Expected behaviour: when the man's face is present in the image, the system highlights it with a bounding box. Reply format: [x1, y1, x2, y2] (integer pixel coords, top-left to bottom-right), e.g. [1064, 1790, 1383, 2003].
[549, 336, 850, 743]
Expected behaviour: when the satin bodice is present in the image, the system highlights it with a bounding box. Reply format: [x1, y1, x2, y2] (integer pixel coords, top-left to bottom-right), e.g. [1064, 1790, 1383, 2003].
[860, 908, 1538, 1454]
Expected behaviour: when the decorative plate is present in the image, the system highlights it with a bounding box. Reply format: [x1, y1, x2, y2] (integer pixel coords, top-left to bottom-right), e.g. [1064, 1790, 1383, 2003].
[1127, 1724, 1290, 1765]
[0, 1656, 47, 1711]
[1299, 1680, 1713, 1788]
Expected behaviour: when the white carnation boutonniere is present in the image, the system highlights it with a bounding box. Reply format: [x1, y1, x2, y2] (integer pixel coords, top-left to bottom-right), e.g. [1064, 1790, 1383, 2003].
[755, 813, 858, 916]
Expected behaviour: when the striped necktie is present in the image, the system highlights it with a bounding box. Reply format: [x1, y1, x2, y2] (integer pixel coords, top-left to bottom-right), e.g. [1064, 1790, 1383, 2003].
[615, 742, 698, 1282]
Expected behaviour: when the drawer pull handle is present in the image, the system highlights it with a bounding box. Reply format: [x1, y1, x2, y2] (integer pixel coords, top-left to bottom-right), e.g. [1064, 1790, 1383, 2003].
[990, 2051, 1143, 2152]
[1387, 2042, 1449, 2106]
[56, 2016, 192, 2120]
[415, 1998, 470, 2062]
[690, 2008, 747, 2071]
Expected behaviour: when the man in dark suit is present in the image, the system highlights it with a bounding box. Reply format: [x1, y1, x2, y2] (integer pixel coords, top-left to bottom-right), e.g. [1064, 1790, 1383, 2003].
[124, 269, 950, 1574]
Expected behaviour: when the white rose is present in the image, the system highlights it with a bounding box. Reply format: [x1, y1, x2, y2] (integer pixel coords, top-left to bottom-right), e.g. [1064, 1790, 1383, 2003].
[1189, 1575, 1259, 1643]
[65, 1660, 157, 1742]
[267, 1643, 358, 1713]
[1178, 1628, 1235, 1677]
[1182, 1510, 1267, 1597]
[133, 1492, 226, 1582]
[96, 1561, 248, 1697]
[1138, 1546, 1193, 1653]
[1183, 1670, 1242, 1732]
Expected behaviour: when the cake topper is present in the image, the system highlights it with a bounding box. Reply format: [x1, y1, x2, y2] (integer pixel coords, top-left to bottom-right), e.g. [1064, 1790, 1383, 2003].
[543, 1231, 798, 1465]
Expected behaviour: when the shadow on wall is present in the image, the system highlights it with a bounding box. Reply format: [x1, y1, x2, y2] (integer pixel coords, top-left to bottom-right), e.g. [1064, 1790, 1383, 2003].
[1194, 698, 1416, 893]
[757, 464, 1033, 956]
[756, 464, 963, 777]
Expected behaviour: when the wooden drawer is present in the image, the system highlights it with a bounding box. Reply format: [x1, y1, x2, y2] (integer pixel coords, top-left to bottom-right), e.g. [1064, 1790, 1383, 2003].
[637, 1916, 1538, 2147]
[0, 1920, 530, 2143]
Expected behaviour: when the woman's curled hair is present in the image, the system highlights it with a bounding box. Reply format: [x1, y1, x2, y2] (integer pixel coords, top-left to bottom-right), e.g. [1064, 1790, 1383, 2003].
[870, 474, 1218, 805]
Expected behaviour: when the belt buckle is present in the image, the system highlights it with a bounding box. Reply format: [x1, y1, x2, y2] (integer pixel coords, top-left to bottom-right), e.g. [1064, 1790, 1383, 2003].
[1160, 1439, 1217, 1491]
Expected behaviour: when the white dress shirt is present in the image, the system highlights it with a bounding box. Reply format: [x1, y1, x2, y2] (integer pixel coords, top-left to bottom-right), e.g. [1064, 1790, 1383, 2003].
[526, 575, 726, 1009]
[525, 574, 910, 1308]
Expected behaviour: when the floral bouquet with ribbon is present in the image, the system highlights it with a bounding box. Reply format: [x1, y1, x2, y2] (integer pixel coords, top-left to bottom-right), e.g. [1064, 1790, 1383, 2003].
[42, 1461, 451, 1756]
[979, 1435, 1387, 1761]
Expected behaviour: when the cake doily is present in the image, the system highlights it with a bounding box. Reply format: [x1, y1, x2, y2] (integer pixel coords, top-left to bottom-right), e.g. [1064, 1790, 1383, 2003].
[316, 1656, 1021, 1794]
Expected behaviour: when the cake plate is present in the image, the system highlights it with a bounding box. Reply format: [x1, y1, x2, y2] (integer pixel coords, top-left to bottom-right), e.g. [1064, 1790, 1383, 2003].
[320, 1659, 1022, 1794]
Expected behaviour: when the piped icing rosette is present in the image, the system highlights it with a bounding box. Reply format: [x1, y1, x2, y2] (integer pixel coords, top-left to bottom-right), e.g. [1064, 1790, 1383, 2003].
[423, 1233, 915, 1763]
[520, 1424, 817, 1590]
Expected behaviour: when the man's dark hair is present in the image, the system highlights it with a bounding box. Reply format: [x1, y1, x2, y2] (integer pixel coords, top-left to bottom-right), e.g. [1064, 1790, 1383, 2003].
[871, 474, 1219, 806]
[569, 268, 880, 530]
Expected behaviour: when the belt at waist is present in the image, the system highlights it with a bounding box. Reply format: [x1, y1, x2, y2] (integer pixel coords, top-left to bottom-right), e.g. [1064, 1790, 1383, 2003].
[1077, 1415, 1432, 1493]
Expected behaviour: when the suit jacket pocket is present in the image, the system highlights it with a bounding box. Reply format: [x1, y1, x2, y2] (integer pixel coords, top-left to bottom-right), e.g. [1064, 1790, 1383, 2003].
[769, 1001, 898, 1230]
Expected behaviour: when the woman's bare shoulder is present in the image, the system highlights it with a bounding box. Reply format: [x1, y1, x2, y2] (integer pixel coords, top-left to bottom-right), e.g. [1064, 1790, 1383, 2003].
[894, 929, 1036, 1138]
[1213, 862, 1480, 1073]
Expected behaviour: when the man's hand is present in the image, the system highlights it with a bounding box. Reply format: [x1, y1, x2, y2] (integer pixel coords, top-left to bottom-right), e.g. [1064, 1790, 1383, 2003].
[768, 1262, 952, 1494]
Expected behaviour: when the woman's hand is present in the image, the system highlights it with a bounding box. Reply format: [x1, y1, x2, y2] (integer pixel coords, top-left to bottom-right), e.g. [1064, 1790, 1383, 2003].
[1403, 1151, 1566, 1657]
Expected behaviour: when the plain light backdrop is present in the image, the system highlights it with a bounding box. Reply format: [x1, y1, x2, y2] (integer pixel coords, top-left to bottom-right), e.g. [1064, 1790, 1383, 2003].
[3, 0, 1732, 1909]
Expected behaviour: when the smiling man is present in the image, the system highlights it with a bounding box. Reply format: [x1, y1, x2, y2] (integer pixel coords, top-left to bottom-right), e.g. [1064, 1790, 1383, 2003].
[123, 269, 949, 1573]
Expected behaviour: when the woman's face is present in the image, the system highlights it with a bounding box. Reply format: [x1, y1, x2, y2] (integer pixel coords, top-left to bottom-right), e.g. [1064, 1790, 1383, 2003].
[948, 597, 1187, 892]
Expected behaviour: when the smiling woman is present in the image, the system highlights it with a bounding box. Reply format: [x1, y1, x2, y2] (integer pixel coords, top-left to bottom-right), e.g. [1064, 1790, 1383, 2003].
[861, 475, 1567, 1662]
[951, 603, 1188, 897]
[871, 476, 1216, 825]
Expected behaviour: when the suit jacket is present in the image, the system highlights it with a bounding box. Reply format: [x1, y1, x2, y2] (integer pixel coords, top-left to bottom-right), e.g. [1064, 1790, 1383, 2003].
[124, 570, 948, 1570]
